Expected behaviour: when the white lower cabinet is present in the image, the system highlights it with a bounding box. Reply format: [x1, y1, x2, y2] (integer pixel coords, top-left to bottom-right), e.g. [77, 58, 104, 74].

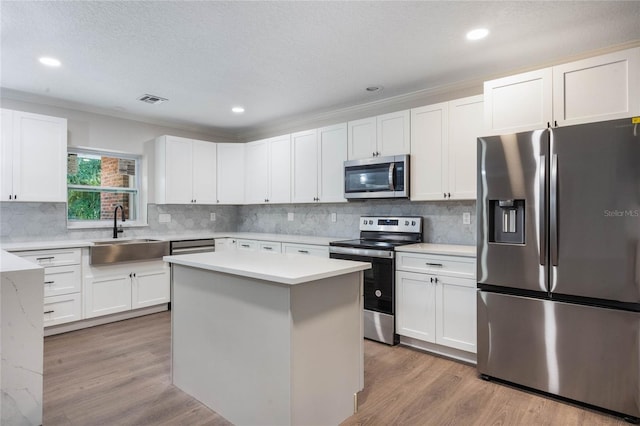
[282, 243, 329, 258]
[85, 260, 169, 319]
[396, 251, 476, 354]
[14, 247, 83, 326]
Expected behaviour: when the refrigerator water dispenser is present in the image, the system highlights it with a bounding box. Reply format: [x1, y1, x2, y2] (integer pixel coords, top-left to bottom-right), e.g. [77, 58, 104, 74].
[490, 199, 525, 244]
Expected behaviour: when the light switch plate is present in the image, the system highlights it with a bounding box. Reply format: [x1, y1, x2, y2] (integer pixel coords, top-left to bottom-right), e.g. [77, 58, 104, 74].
[331, 213, 337, 223]
[288, 212, 294, 221]
[210, 212, 216, 221]
[463, 212, 471, 225]
[159, 213, 171, 223]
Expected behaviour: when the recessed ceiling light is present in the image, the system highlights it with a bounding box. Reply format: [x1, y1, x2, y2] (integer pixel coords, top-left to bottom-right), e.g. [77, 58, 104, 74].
[232, 106, 245, 114]
[466, 28, 489, 41]
[366, 86, 382, 93]
[39, 57, 61, 67]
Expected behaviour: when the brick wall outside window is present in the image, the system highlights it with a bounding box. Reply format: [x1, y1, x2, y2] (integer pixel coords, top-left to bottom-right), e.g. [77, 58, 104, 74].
[100, 157, 130, 219]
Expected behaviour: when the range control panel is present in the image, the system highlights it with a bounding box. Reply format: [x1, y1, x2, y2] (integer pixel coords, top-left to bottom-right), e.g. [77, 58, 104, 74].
[359, 216, 422, 233]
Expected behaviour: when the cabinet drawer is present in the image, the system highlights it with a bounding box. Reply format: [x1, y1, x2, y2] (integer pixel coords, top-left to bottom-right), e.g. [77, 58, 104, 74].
[259, 241, 282, 253]
[283, 243, 329, 258]
[44, 264, 81, 297]
[16, 248, 81, 267]
[44, 293, 82, 326]
[397, 252, 476, 278]
[236, 239, 258, 251]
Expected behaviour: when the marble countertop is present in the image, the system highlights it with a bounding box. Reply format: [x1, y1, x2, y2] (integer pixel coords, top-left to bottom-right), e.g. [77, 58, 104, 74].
[396, 243, 476, 257]
[164, 250, 371, 285]
[0, 232, 342, 252]
[1, 250, 44, 272]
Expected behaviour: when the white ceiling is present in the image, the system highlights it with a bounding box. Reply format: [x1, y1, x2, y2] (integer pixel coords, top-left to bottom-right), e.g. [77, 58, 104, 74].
[2, 1, 639, 138]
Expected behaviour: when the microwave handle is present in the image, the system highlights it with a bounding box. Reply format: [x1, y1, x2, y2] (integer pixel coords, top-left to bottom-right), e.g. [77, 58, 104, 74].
[388, 163, 395, 190]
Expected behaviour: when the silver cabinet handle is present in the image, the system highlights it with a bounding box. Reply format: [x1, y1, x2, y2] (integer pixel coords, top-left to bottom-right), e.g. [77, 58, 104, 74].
[426, 262, 443, 267]
[44, 281, 55, 284]
[36, 256, 55, 261]
[264, 246, 273, 250]
[44, 310, 54, 314]
[298, 250, 309, 254]
[241, 244, 250, 248]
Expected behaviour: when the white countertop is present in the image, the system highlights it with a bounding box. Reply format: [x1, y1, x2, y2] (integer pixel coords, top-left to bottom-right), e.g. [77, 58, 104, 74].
[1, 250, 44, 273]
[164, 250, 371, 285]
[396, 243, 476, 257]
[0, 232, 342, 252]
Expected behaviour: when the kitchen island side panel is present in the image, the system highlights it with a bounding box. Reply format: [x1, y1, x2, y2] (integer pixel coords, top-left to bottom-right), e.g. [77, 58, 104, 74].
[171, 265, 292, 426]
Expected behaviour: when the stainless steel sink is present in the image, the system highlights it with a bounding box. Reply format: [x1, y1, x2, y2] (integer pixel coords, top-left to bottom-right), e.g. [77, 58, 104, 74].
[90, 239, 170, 265]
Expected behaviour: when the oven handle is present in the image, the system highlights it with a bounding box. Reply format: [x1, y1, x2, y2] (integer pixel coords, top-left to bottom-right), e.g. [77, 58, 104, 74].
[329, 246, 394, 259]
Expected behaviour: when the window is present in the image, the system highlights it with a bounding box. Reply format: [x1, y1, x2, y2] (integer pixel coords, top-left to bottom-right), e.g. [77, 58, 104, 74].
[67, 148, 142, 227]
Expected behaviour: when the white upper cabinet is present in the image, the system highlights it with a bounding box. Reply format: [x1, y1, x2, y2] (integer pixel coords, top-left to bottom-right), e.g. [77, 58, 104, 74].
[410, 102, 448, 201]
[447, 95, 484, 200]
[1, 109, 67, 202]
[317, 123, 348, 203]
[245, 135, 291, 204]
[484, 68, 553, 136]
[410, 96, 483, 201]
[292, 124, 347, 203]
[149, 136, 217, 204]
[347, 110, 410, 160]
[485, 47, 640, 135]
[216, 143, 245, 204]
[553, 47, 640, 127]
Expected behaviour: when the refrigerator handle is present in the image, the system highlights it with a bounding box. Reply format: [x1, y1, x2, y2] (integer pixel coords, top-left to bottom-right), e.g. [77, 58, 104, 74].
[539, 155, 546, 265]
[550, 154, 559, 266]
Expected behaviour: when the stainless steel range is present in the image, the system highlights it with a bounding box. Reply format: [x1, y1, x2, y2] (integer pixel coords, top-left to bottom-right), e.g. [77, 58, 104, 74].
[329, 216, 422, 345]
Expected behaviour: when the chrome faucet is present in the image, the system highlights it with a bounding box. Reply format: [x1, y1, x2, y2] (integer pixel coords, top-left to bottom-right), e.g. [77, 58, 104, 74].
[113, 204, 126, 238]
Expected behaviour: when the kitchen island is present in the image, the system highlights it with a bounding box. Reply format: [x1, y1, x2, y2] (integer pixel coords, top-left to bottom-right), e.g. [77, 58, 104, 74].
[163, 250, 371, 426]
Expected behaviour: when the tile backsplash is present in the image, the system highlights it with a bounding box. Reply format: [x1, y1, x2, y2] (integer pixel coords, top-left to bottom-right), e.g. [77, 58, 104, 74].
[1, 200, 476, 245]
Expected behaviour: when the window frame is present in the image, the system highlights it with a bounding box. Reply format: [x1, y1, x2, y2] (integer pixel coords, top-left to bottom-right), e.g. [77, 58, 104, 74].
[66, 146, 147, 230]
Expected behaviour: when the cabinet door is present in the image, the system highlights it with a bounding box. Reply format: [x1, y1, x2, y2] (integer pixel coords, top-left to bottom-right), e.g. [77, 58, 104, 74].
[131, 265, 170, 309]
[377, 110, 410, 157]
[44, 265, 82, 297]
[164, 136, 194, 204]
[410, 103, 448, 201]
[12, 110, 67, 202]
[395, 271, 436, 342]
[268, 135, 291, 204]
[291, 129, 318, 203]
[282, 243, 329, 258]
[84, 273, 132, 318]
[216, 143, 245, 204]
[448, 95, 483, 200]
[484, 68, 553, 135]
[435, 276, 476, 353]
[317, 123, 347, 203]
[245, 139, 269, 204]
[259, 241, 282, 253]
[1, 109, 14, 200]
[192, 140, 217, 204]
[553, 47, 640, 127]
[347, 116, 377, 160]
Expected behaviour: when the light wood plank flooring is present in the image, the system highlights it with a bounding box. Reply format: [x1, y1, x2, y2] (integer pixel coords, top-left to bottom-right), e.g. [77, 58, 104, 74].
[44, 311, 626, 425]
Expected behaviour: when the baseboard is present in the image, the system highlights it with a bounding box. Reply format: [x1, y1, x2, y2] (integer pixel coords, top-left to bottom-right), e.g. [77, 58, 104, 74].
[44, 304, 169, 336]
[399, 335, 477, 365]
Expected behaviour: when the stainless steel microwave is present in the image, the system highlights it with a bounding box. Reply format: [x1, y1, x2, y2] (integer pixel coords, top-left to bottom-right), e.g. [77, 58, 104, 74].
[344, 155, 409, 199]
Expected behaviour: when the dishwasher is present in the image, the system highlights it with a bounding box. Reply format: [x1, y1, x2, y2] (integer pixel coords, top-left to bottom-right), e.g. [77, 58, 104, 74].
[168, 238, 215, 309]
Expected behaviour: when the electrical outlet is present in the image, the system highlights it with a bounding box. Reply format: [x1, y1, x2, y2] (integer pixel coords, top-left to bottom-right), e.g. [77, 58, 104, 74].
[331, 212, 337, 223]
[463, 212, 471, 225]
[288, 212, 294, 221]
[159, 213, 171, 223]
[210, 212, 216, 221]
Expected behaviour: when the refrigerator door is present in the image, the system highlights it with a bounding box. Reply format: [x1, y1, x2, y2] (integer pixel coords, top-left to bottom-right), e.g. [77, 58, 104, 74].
[478, 291, 640, 418]
[477, 130, 549, 292]
[550, 119, 640, 303]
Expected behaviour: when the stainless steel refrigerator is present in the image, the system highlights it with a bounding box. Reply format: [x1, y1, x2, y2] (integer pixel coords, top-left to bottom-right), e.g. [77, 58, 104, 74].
[477, 118, 640, 420]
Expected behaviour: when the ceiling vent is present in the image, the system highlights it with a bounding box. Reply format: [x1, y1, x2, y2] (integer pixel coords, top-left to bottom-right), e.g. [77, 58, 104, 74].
[137, 94, 168, 104]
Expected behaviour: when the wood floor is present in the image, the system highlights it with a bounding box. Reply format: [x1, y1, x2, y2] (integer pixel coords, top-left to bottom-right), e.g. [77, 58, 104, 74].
[44, 311, 626, 425]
